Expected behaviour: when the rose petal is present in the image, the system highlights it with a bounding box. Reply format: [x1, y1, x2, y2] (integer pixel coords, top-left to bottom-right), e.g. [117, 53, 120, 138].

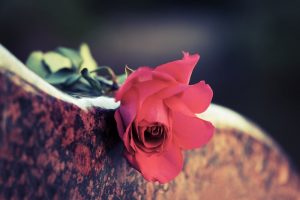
[180, 81, 213, 113]
[137, 97, 169, 126]
[128, 123, 139, 152]
[124, 141, 183, 183]
[164, 96, 194, 117]
[154, 52, 200, 84]
[172, 111, 214, 150]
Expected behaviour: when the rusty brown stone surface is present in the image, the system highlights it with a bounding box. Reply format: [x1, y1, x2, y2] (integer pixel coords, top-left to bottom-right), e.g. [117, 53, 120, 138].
[0, 69, 300, 200]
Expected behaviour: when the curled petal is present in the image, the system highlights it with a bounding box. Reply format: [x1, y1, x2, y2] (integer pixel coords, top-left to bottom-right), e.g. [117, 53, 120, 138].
[116, 88, 139, 153]
[172, 111, 214, 150]
[124, 141, 183, 183]
[180, 81, 213, 113]
[128, 123, 140, 152]
[155, 84, 187, 101]
[120, 121, 136, 154]
[135, 79, 171, 104]
[155, 52, 200, 84]
[164, 96, 194, 117]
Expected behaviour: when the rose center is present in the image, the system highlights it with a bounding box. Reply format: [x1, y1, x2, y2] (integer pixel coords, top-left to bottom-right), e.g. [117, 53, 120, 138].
[131, 122, 168, 153]
[144, 126, 164, 142]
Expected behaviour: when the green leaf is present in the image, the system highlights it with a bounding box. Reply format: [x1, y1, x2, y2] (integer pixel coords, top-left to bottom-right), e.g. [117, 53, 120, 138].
[79, 76, 91, 86]
[81, 68, 102, 95]
[70, 82, 92, 93]
[95, 76, 113, 86]
[65, 73, 81, 86]
[116, 74, 126, 85]
[43, 51, 72, 73]
[25, 43, 119, 96]
[56, 47, 82, 68]
[79, 43, 97, 71]
[45, 68, 74, 85]
[26, 51, 49, 78]
[90, 66, 118, 90]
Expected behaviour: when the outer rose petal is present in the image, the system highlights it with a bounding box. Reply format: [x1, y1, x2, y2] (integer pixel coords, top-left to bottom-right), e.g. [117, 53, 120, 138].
[180, 81, 213, 113]
[114, 110, 125, 138]
[172, 111, 214, 150]
[115, 67, 153, 101]
[124, 141, 183, 183]
[134, 79, 173, 105]
[116, 88, 139, 153]
[118, 88, 139, 129]
[155, 52, 200, 84]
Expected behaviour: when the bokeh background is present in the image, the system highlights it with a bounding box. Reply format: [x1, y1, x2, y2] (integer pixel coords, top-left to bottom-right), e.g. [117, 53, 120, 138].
[1, 0, 299, 169]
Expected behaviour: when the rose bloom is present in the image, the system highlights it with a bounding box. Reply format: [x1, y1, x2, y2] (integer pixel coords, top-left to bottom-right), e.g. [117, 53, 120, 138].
[115, 52, 214, 183]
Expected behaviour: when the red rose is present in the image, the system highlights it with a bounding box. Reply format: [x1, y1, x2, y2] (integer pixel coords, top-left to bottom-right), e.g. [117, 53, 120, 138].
[114, 52, 214, 183]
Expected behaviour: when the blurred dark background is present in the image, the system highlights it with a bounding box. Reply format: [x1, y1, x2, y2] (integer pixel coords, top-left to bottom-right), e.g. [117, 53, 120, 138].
[0, 0, 299, 168]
